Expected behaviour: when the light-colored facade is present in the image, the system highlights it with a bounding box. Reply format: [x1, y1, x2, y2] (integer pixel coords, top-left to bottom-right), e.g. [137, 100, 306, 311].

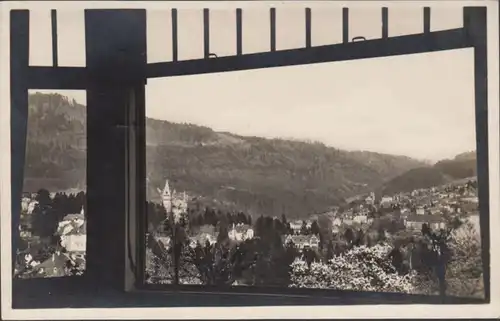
[228, 224, 254, 242]
[61, 234, 86, 252]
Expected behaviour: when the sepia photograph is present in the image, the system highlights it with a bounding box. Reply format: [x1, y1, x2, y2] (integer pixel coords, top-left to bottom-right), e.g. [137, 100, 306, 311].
[1, 1, 499, 320]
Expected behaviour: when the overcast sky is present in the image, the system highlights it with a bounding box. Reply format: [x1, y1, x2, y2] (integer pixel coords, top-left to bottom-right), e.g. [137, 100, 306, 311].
[28, 5, 476, 162]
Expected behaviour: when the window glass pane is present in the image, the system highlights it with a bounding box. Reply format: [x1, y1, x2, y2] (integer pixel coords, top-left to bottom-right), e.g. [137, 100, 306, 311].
[15, 90, 87, 279]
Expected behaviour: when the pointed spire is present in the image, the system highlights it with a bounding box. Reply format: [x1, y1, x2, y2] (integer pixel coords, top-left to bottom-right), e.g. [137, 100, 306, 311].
[162, 179, 171, 197]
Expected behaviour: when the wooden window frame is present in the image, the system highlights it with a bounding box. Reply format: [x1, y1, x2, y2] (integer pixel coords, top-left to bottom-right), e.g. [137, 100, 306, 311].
[9, 6, 490, 308]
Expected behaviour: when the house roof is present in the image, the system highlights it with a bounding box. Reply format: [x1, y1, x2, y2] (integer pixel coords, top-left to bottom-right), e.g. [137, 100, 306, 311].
[283, 234, 319, 244]
[32, 252, 71, 273]
[58, 219, 86, 236]
[190, 233, 218, 244]
[62, 213, 85, 221]
[406, 214, 446, 224]
[65, 222, 87, 235]
[231, 224, 252, 233]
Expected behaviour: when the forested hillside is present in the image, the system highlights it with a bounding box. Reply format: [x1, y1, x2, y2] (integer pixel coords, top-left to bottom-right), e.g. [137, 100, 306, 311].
[26, 92, 427, 218]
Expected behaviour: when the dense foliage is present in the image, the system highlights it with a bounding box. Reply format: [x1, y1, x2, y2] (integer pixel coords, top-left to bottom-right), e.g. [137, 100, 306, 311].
[289, 244, 416, 293]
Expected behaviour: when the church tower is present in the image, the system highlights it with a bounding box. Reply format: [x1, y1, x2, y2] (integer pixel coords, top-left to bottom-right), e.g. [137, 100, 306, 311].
[158, 179, 172, 214]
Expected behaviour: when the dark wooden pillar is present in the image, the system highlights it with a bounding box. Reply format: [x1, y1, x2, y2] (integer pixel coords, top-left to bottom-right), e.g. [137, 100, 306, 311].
[464, 6, 489, 302]
[84, 9, 147, 291]
[10, 10, 30, 274]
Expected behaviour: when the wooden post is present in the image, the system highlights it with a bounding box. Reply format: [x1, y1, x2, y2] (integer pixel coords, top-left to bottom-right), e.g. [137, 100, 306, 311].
[464, 6, 489, 302]
[10, 10, 30, 274]
[85, 9, 147, 291]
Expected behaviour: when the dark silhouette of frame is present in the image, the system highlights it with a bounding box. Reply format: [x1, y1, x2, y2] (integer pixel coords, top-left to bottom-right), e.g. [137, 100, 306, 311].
[9, 6, 489, 309]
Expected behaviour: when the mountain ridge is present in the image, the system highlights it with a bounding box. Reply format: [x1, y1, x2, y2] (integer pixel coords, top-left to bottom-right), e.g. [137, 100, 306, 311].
[380, 151, 477, 196]
[26, 92, 447, 218]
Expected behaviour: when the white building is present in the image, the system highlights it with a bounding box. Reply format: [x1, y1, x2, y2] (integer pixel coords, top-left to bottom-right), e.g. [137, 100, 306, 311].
[58, 207, 86, 253]
[21, 197, 31, 213]
[26, 200, 39, 215]
[416, 207, 425, 215]
[61, 234, 86, 252]
[404, 215, 446, 231]
[353, 214, 368, 224]
[189, 233, 217, 248]
[365, 192, 375, 205]
[332, 217, 342, 227]
[289, 220, 303, 234]
[380, 196, 393, 207]
[283, 234, 320, 249]
[228, 224, 254, 242]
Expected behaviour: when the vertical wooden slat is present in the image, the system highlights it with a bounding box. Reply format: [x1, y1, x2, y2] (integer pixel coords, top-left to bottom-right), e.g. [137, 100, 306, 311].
[342, 8, 349, 43]
[51, 9, 58, 66]
[236, 8, 242, 55]
[381, 7, 388, 39]
[171, 9, 178, 62]
[270, 8, 276, 52]
[203, 8, 210, 59]
[423, 7, 431, 33]
[305, 8, 311, 48]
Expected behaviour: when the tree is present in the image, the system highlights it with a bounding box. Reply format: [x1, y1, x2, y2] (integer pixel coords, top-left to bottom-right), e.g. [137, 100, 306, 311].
[281, 213, 287, 226]
[446, 221, 483, 298]
[325, 240, 335, 261]
[389, 247, 404, 274]
[217, 221, 229, 243]
[290, 243, 416, 293]
[344, 228, 355, 245]
[311, 221, 320, 235]
[420, 220, 461, 298]
[300, 220, 309, 235]
[31, 189, 59, 243]
[317, 215, 333, 252]
[378, 226, 386, 242]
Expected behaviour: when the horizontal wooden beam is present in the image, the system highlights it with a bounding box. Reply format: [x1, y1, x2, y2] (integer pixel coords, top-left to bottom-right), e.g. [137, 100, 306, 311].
[23, 28, 473, 89]
[27, 66, 88, 90]
[147, 28, 470, 78]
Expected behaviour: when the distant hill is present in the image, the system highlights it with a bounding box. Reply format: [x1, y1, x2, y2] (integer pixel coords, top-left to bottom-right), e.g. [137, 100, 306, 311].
[24, 92, 86, 192]
[145, 121, 426, 218]
[25, 92, 427, 218]
[381, 151, 477, 195]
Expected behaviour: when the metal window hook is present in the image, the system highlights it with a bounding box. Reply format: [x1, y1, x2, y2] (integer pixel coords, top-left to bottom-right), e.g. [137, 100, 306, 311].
[352, 36, 366, 42]
[208, 53, 218, 58]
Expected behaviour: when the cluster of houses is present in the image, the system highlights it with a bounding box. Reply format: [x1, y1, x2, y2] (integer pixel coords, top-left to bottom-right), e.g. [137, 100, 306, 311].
[151, 178, 479, 256]
[322, 178, 479, 235]
[156, 222, 255, 249]
[16, 202, 87, 278]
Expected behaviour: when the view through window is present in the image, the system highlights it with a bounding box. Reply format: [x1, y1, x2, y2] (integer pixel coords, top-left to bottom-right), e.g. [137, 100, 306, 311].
[142, 7, 483, 298]
[15, 90, 87, 279]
